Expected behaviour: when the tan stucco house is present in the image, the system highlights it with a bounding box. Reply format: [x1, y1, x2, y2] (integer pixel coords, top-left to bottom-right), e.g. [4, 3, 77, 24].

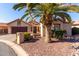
[0, 23, 8, 34]
[0, 19, 72, 37]
[40, 20, 72, 37]
[7, 19, 29, 34]
[72, 21, 79, 28]
[0, 19, 40, 34]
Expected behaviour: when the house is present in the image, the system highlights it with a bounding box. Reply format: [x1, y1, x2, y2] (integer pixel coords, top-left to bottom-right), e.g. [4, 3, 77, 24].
[0, 23, 8, 34]
[72, 21, 79, 28]
[0, 19, 72, 37]
[7, 19, 29, 34]
[40, 20, 72, 37]
[0, 19, 40, 34]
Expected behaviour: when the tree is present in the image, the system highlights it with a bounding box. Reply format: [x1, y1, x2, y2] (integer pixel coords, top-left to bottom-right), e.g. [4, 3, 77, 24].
[13, 3, 79, 43]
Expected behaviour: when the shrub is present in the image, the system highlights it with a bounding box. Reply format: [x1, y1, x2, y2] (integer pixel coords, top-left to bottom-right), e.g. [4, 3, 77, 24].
[72, 27, 79, 35]
[51, 30, 66, 39]
[24, 32, 30, 41]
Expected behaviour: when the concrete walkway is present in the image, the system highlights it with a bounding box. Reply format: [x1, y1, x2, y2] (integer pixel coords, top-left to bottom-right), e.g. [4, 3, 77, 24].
[0, 34, 16, 41]
[0, 42, 17, 56]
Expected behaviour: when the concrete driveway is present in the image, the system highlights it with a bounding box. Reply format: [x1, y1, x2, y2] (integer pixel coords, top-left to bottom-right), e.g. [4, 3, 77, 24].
[0, 34, 16, 41]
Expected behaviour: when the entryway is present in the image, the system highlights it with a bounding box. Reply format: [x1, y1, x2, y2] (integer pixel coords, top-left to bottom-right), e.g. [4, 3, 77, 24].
[33, 27, 37, 33]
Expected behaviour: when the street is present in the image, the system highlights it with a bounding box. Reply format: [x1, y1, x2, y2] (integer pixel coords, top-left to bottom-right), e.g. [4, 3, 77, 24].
[0, 42, 17, 56]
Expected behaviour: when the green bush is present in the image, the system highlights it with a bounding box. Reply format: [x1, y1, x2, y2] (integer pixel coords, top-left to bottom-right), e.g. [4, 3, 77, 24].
[24, 32, 30, 41]
[52, 30, 66, 39]
[72, 27, 79, 35]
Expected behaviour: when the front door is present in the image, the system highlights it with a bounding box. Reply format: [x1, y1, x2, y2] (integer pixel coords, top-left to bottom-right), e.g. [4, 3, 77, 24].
[33, 27, 37, 33]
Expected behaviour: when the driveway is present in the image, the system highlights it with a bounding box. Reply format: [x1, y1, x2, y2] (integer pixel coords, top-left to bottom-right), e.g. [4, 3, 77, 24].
[0, 42, 17, 56]
[0, 34, 16, 41]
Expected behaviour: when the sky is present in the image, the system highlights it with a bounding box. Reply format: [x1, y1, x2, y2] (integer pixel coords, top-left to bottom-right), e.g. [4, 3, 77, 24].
[0, 3, 25, 23]
[0, 3, 79, 23]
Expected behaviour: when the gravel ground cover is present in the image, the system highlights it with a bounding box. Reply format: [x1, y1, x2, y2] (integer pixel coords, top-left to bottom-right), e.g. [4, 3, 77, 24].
[20, 38, 79, 56]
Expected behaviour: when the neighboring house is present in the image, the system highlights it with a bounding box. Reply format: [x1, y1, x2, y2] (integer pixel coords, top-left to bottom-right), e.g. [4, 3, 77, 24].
[0, 23, 8, 34]
[7, 19, 29, 34]
[72, 21, 79, 28]
[0, 19, 72, 37]
[0, 19, 40, 34]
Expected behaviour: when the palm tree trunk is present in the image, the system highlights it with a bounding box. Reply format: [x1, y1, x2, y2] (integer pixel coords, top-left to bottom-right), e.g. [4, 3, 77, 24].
[44, 25, 51, 43]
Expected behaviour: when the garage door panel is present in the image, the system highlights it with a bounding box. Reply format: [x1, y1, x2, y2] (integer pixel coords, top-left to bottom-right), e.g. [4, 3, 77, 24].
[11, 27, 27, 33]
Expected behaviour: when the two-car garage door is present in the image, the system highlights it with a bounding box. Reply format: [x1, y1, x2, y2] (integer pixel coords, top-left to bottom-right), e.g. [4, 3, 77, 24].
[11, 27, 27, 33]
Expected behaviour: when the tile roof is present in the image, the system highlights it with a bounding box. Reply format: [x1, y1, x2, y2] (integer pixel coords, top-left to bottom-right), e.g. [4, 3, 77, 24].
[72, 21, 79, 26]
[7, 19, 28, 25]
[0, 23, 8, 26]
[27, 20, 40, 26]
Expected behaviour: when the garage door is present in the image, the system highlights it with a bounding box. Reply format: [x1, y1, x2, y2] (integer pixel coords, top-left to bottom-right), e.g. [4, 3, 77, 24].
[11, 27, 27, 33]
[0, 29, 8, 34]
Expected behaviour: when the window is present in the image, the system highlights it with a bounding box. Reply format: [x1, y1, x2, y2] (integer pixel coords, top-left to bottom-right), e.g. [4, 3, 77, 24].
[54, 24, 60, 30]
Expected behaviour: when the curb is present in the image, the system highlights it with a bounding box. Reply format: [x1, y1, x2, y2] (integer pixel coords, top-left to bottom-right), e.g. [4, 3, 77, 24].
[0, 39, 29, 56]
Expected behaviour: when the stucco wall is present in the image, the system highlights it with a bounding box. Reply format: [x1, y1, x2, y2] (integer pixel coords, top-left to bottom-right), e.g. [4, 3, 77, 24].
[8, 26, 11, 34]
[72, 26, 79, 28]
[62, 23, 72, 36]
[8, 21, 29, 33]
[55, 21, 72, 36]
[40, 22, 72, 37]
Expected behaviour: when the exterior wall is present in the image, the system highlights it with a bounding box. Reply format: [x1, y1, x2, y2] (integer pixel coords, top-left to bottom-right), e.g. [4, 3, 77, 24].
[8, 21, 29, 34]
[8, 20, 40, 34]
[72, 21, 79, 28]
[0, 20, 40, 34]
[0, 19, 72, 36]
[0, 26, 8, 34]
[0, 26, 7, 29]
[72, 25, 79, 28]
[62, 23, 72, 36]
[54, 21, 72, 36]
[60, 22, 63, 29]
[40, 21, 72, 37]
[27, 26, 31, 32]
[8, 26, 11, 34]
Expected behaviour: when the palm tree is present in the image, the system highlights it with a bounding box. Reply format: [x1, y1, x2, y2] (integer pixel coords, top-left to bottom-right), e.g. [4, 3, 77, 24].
[13, 3, 79, 43]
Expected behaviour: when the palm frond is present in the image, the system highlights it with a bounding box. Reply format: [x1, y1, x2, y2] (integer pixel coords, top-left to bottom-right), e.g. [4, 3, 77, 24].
[13, 3, 79, 24]
[13, 3, 26, 10]
[54, 12, 72, 23]
[68, 5, 79, 12]
[21, 12, 29, 19]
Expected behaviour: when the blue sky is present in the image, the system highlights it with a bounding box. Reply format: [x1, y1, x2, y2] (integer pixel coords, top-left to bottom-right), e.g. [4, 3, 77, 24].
[0, 3, 25, 23]
[0, 3, 79, 23]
